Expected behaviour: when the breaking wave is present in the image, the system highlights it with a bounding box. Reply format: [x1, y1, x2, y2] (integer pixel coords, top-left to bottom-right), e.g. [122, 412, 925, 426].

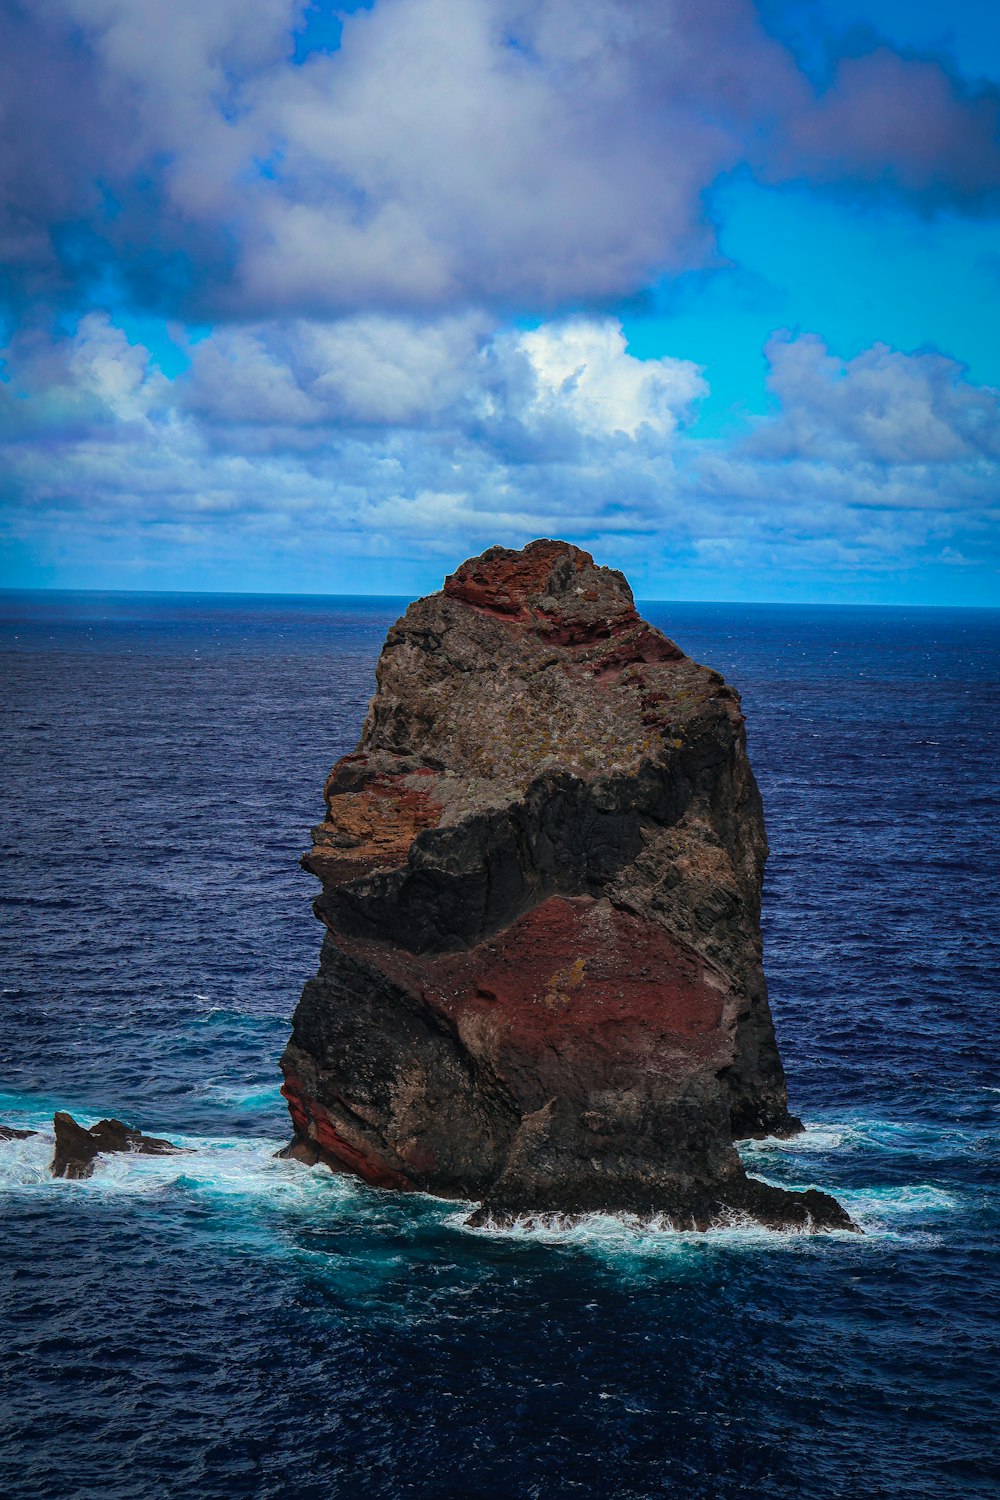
[0, 1098, 978, 1265]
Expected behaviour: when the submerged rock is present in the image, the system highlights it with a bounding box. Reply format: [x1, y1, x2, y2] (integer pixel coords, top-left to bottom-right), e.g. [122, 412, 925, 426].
[51, 1112, 182, 1179]
[0, 1125, 37, 1140]
[281, 540, 853, 1232]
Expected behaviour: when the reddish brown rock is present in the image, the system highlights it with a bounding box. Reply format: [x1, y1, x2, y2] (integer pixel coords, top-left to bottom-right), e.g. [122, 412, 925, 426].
[281, 540, 853, 1232]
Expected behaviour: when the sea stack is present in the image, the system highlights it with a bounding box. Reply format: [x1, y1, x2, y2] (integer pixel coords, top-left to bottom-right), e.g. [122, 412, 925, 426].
[281, 540, 851, 1231]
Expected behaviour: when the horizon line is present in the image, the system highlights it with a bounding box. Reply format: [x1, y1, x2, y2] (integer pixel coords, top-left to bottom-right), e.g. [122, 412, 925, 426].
[0, 584, 997, 612]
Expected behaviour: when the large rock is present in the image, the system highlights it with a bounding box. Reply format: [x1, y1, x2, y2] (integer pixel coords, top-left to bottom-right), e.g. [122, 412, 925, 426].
[51, 1113, 182, 1179]
[281, 541, 852, 1231]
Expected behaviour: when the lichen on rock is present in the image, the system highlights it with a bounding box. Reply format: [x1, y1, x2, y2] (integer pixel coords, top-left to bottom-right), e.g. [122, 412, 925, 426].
[280, 539, 853, 1232]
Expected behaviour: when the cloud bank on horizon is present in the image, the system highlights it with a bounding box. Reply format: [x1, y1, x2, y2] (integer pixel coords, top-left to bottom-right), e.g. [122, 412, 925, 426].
[1, 0, 998, 602]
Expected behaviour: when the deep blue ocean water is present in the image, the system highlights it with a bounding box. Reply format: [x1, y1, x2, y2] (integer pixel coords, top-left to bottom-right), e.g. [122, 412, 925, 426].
[1, 590, 998, 1500]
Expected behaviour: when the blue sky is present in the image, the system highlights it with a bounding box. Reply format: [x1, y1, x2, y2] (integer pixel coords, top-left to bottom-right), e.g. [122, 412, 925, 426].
[1, 0, 998, 604]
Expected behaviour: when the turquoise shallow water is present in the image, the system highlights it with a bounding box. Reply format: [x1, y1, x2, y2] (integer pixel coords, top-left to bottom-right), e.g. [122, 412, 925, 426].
[1, 593, 998, 1499]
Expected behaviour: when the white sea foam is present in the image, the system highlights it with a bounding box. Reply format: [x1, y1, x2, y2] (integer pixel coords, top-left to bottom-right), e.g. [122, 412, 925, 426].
[0, 1100, 975, 1258]
[0, 1124, 355, 1210]
[444, 1186, 962, 1258]
[742, 1114, 994, 1161]
[747, 1122, 850, 1152]
[446, 1207, 869, 1262]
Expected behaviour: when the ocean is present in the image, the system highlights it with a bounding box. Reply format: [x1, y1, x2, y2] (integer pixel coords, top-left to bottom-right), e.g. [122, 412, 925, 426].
[1, 591, 997, 1500]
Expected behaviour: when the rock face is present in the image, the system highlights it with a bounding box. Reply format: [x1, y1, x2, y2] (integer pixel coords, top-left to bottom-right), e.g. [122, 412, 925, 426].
[281, 540, 852, 1231]
[51, 1113, 182, 1179]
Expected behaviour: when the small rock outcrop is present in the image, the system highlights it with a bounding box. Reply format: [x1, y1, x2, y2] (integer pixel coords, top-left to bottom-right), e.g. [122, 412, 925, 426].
[51, 1113, 182, 1179]
[281, 540, 852, 1232]
[0, 1125, 37, 1140]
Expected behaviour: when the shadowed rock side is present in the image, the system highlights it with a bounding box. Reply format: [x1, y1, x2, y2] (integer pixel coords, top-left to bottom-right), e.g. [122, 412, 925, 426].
[50, 1113, 182, 1179]
[281, 540, 853, 1232]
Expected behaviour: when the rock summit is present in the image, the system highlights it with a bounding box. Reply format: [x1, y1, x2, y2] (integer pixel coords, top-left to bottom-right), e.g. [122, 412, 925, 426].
[281, 540, 852, 1232]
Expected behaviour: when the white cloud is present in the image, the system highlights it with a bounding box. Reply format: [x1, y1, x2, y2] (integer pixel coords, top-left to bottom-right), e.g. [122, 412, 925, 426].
[0, 313, 168, 436]
[296, 315, 487, 425]
[751, 333, 1000, 466]
[182, 314, 706, 445]
[4, 1, 999, 319]
[512, 321, 706, 439]
[2, 319, 998, 596]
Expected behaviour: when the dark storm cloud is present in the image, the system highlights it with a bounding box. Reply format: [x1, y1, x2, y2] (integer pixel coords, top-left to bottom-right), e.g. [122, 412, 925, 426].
[2, 0, 999, 322]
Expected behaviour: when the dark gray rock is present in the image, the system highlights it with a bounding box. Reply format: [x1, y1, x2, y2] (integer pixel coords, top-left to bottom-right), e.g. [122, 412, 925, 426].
[51, 1112, 183, 1179]
[281, 540, 853, 1232]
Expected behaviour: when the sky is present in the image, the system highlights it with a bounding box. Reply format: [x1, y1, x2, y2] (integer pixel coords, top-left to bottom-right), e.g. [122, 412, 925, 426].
[1, 0, 999, 604]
